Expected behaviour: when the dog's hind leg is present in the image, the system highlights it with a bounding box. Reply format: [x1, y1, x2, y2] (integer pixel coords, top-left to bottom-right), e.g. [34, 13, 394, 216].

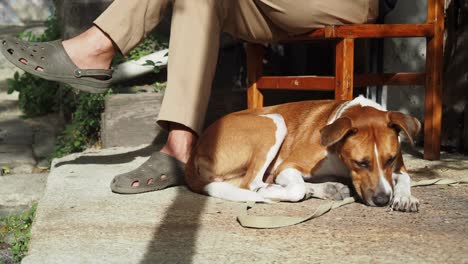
[256, 168, 306, 202]
[204, 182, 270, 202]
[248, 114, 288, 191]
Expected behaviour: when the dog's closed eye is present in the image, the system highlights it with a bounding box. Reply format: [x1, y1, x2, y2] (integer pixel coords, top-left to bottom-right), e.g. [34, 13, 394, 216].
[385, 156, 396, 167]
[353, 160, 370, 169]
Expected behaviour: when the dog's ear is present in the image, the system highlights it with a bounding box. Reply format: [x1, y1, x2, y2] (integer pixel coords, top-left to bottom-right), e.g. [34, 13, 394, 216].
[387, 111, 421, 145]
[320, 117, 356, 147]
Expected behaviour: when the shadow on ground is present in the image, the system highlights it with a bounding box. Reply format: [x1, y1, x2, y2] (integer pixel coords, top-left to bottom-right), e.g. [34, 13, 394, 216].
[139, 189, 207, 264]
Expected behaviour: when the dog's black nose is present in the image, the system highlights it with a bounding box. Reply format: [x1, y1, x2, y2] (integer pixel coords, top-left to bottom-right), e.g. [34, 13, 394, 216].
[372, 192, 390, 207]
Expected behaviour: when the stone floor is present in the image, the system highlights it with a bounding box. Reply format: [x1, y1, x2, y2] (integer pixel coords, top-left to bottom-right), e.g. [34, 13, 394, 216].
[21, 146, 468, 264]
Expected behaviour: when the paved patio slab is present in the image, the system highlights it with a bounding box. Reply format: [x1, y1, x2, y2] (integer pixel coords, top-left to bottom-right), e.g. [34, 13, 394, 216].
[23, 146, 468, 264]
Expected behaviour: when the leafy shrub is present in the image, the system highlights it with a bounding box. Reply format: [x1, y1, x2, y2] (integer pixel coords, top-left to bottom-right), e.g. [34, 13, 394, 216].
[128, 35, 167, 61]
[7, 72, 60, 117]
[19, 14, 60, 43]
[0, 204, 37, 263]
[52, 90, 110, 158]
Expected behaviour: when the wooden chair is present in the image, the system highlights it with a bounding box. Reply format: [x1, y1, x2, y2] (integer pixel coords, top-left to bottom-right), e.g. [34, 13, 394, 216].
[246, 0, 444, 160]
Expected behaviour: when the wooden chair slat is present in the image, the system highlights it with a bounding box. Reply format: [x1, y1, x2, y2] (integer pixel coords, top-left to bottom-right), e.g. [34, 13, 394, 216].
[285, 24, 435, 41]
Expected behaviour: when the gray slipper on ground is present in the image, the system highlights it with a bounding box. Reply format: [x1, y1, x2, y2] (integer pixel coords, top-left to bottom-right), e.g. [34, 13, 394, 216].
[110, 152, 186, 194]
[1, 36, 112, 93]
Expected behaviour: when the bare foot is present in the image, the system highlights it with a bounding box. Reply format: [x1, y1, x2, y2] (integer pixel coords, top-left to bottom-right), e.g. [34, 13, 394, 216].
[62, 26, 116, 70]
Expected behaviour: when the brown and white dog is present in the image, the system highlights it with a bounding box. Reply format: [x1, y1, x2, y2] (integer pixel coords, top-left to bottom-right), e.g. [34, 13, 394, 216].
[186, 96, 421, 212]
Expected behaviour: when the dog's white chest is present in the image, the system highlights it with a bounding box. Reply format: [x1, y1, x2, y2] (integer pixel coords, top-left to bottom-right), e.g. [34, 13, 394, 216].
[309, 151, 349, 178]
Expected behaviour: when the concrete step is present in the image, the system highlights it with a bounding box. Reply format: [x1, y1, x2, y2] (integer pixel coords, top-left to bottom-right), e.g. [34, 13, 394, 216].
[22, 146, 468, 263]
[101, 93, 164, 148]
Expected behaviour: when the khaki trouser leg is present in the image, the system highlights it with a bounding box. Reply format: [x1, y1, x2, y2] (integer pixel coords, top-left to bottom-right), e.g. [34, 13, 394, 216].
[157, 0, 290, 134]
[157, 0, 225, 135]
[94, 0, 171, 54]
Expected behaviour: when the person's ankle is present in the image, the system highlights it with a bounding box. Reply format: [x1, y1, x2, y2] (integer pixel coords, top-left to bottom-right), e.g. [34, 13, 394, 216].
[160, 123, 198, 163]
[85, 27, 115, 58]
[62, 26, 115, 70]
[160, 147, 191, 164]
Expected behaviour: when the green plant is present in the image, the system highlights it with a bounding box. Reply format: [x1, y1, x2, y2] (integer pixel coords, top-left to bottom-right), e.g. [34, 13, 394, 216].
[0, 204, 37, 263]
[18, 14, 60, 43]
[52, 90, 111, 158]
[153, 81, 167, 93]
[7, 72, 60, 117]
[128, 35, 167, 61]
[142, 50, 168, 93]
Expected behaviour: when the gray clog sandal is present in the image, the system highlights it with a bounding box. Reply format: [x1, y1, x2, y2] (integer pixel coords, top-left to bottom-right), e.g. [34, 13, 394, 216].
[1, 36, 112, 93]
[111, 152, 186, 194]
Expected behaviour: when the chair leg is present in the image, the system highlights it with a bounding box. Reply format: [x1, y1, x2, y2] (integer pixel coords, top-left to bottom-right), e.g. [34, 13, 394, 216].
[423, 33, 444, 160]
[335, 38, 355, 101]
[246, 44, 265, 109]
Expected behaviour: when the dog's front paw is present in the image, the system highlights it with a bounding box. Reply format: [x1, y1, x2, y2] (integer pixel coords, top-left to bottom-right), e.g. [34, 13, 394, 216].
[391, 195, 419, 212]
[305, 182, 351, 201]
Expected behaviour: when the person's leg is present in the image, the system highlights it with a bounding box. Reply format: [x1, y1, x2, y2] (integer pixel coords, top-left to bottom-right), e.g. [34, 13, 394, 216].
[94, 0, 198, 164]
[111, 0, 226, 193]
[157, 0, 287, 136]
[62, 0, 171, 70]
[156, 0, 223, 136]
[155, 0, 289, 166]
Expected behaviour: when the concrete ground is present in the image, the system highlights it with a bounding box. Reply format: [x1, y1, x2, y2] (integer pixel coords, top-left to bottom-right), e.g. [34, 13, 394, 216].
[22, 146, 468, 264]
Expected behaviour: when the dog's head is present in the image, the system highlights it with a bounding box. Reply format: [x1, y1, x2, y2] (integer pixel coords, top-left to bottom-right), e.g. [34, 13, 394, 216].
[320, 106, 420, 206]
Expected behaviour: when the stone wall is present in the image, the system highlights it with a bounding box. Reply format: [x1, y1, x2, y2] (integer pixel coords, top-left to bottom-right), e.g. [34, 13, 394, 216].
[383, 0, 427, 123]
